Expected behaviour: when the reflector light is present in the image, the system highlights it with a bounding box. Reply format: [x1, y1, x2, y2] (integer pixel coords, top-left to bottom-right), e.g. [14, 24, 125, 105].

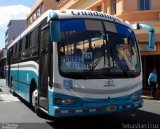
[61, 10, 66, 13]
[83, 109, 89, 112]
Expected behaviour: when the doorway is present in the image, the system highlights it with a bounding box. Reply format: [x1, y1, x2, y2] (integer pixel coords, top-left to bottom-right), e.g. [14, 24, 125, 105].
[141, 55, 160, 87]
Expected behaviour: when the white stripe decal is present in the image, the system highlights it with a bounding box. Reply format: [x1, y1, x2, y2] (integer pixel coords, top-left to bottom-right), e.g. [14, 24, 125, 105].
[75, 110, 82, 113]
[89, 109, 96, 112]
[51, 86, 141, 99]
[7, 61, 39, 75]
[127, 105, 131, 108]
[61, 110, 68, 114]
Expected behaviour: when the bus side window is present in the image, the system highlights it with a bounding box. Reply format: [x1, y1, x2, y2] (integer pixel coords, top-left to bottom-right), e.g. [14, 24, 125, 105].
[26, 34, 31, 49]
[22, 37, 26, 52]
[21, 36, 27, 59]
[22, 35, 31, 59]
[19, 42, 22, 53]
[30, 31, 34, 47]
[15, 42, 19, 63]
[10, 47, 13, 57]
[18, 41, 22, 61]
[32, 28, 38, 46]
[30, 28, 39, 57]
[12, 45, 15, 63]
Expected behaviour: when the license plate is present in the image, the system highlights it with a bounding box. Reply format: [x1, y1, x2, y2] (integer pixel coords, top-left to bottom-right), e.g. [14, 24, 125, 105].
[105, 105, 116, 112]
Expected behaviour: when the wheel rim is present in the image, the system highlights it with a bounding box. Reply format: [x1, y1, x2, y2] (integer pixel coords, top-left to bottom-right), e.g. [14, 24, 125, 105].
[10, 81, 14, 92]
[32, 89, 38, 107]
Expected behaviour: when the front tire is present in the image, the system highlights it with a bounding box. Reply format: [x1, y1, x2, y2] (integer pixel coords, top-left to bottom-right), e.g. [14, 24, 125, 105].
[31, 89, 42, 116]
[10, 79, 13, 93]
[31, 89, 38, 112]
[10, 79, 16, 96]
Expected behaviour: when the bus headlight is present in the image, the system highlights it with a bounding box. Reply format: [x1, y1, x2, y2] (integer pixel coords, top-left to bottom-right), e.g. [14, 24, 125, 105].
[55, 98, 76, 105]
[131, 93, 141, 100]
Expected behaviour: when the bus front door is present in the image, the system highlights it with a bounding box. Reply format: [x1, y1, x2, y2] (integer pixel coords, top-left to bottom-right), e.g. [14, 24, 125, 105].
[7, 50, 11, 86]
[39, 27, 50, 110]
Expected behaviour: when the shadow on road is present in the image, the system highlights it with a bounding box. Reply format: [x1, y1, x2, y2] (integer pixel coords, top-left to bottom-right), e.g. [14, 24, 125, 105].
[18, 97, 160, 129]
[46, 110, 160, 129]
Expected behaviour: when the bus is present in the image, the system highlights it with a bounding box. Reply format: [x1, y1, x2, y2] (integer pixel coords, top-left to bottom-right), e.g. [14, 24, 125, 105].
[6, 9, 143, 117]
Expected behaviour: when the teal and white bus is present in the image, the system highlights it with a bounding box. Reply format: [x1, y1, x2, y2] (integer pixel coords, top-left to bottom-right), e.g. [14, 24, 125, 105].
[6, 10, 143, 117]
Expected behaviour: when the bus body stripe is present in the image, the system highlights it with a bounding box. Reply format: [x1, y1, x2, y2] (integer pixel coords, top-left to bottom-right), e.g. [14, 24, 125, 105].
[10, 64, 37, 70]
[53, 82, 141, 94]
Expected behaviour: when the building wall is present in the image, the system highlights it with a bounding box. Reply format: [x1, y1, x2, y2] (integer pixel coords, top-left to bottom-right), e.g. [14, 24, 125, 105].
[123, 0, 138, 12]
[44, 0, 58, 11]
[115, 0, 124, 15]
[5, 20, 26, 48]
[72, 0, 99, 9]
[118, 0, 160, 13]
[59, 0, 160, 20]
[59, 0, 160, 46]
[26, 0, 58, 27]
[58, 0, 160, 90]
[151, 0, 160, 10]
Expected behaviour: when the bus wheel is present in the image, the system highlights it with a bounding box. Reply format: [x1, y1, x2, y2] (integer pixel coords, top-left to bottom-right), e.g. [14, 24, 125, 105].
[32, 89, 38, 111]
[10, 80, 16, 96]
[10, 79, 13, 92]
[31, 89, 42, 116]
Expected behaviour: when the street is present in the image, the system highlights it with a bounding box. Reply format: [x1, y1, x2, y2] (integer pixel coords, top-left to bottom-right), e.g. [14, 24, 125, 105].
[0, 79, 160, 129]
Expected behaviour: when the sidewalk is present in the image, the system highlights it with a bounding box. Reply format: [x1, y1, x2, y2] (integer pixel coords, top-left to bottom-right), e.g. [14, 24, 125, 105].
[0, 79, 19, 102]
[0, 79, 8, 94]
[141, 95, 160, 100]
[142, 87, 160, 100]
[1, 79, 160, 101]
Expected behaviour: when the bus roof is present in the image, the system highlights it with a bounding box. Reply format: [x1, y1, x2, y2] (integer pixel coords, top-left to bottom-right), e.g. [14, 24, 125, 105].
[50, 10, 131, 27]
[8, 9, 132, 49]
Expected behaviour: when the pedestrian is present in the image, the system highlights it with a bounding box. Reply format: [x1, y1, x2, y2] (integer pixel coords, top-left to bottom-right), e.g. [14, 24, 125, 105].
[148, 68, 158, 97]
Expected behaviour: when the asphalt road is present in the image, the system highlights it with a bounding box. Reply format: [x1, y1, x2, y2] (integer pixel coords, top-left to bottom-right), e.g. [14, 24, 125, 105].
[0, 79, 160, 129]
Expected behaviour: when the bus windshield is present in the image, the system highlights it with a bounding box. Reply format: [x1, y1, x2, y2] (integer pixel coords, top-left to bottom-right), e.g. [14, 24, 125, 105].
[57, 19, 141, 78]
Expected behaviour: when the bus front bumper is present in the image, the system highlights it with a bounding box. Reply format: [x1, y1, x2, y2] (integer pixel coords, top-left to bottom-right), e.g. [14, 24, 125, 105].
[49, 99, 143, 117]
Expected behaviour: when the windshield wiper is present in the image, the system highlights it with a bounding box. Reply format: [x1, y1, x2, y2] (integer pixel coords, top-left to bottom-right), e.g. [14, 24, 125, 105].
[121, 70, 129, 78]
[117, 62, 129, 77]
[83, 39, 109, 78]
[82, 54, 104, 79]
[91, 56, 103, 71]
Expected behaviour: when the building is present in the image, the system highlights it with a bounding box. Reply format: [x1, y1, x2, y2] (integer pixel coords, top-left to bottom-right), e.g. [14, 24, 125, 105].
[0, 48, 7, 59]
[5, 20, 26, 48]
[26, 0, 58, 27]
[4, 20, 26, 78]
[58, 0, 160, 93]
[0, 48, 7, 79]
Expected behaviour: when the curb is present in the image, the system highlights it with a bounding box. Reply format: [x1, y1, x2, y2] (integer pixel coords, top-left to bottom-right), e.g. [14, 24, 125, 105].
[141, 95, 160, 100]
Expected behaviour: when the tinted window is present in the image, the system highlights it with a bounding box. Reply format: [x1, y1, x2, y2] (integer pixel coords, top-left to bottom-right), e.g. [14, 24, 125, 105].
[26, 34, 30, 49]
[111, 0, 117, 15]
[19, 41, 22, 53]
[22, 37, 26, 51]
[57, 19, 140, 79]
[31, 28, 38, 47]
[139, 0, 150, 10]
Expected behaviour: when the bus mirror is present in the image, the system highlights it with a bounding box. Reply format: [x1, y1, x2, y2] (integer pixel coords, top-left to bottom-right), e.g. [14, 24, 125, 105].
[50, 21, 61, 42]
[132, 23, 155, 49]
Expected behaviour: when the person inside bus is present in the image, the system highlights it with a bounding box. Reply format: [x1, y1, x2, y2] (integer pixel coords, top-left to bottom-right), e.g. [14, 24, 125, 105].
[148, 68, 158, 97]
[74, 48, 82, 56]
[122, 41, 137, 71]
[109, 34, 129, 71]
[86, 41, 94, 53]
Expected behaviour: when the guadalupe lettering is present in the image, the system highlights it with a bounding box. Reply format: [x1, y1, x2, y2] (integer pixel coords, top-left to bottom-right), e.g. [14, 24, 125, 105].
[71, 11, 123, 23]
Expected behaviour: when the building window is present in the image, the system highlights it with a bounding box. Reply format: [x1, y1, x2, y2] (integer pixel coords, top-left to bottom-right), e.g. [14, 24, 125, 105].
[111, 0, 117, 15]
[139, 0, 151, 10]
[37, 8, 41, 17]
[41, 3, 44, 13]
[33, 12, 37, 20]
[30, 16, 33, 24]
[5, 30, 8, 37]
[97, 5, 102, 12]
